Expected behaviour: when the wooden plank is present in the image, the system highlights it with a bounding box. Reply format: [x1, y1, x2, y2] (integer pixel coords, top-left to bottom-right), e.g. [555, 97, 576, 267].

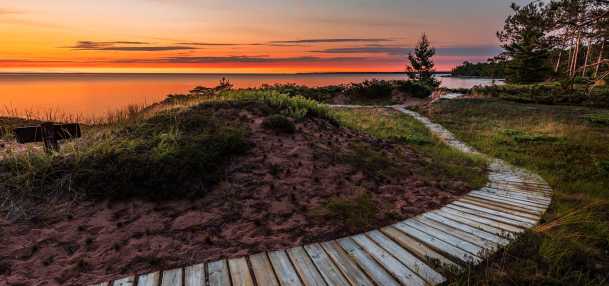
[403, 220, 484, 256]
[393, 221, 481, 264]
[452, 201, 539, 224]
[482, 186, 551, 200]
[461, 196, 542, 216]
[303, 244, 350, 286]
[424, 212, 510, 245]
[185, 264, 205, 286]
[229, 257, 255, 286]
[208, 260, 231, 286]
[161, 268, 183, 286]
[478, 188, 550, 204]
[469, 191, 548, 208]
[113, 277, 135, 286]
[93, 283, 109, 286]
[380, 226, 461, 270]
[269, 250, 303, 286]
[286, 247, 327, 286]
[413, 216, 497, 250]
[336, 238, 400, 286]
[447, 204, 535, 228]
[320, 241, 374, 286]
[488, 183, 551, 196]
[351, 234, 427, 286]
[250, 253, 280, 286]
[366, 230, 446, 285]
[440, 207, 524, 234]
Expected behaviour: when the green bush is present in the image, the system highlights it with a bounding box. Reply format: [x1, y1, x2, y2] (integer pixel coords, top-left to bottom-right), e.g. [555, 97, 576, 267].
[395, 80, 433, 98]
[346, 79, 394, 99]
[262, 114, 296, 134]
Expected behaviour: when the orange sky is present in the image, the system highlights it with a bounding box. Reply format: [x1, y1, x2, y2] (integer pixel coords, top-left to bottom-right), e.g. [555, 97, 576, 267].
[0, 0, 525, 73]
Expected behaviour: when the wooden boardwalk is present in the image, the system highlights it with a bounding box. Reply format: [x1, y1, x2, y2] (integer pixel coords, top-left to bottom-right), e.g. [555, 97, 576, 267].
[91, 107, 552, 286]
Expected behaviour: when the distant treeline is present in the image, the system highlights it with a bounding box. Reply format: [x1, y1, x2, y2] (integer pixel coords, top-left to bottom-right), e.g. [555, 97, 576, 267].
[451, 61, 507, 78]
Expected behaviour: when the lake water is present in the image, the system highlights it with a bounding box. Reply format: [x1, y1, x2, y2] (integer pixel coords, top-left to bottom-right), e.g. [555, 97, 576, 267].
[0, 73, 502, 120]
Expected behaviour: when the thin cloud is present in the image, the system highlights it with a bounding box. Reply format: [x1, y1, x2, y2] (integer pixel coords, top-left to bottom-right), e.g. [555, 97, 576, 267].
[65, 41, 195, 51]
[312, 44, 503, 57]
[114, 55, 371, 64]
[176, 42, 240, 46]
[270, 38, 393, 44]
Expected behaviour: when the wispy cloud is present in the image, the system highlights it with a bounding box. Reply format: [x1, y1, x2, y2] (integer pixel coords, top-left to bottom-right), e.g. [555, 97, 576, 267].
[312, 46, 410, 56]
[270, 38, 393, 44]
[312, 44, 502, 57]
[176, 42, 240, 46]
[114, 55, 371, 64]
[65, 41, 196, 51]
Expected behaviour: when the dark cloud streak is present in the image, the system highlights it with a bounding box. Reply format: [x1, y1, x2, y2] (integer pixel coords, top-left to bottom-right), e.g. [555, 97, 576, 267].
[65, 41, 195, 52]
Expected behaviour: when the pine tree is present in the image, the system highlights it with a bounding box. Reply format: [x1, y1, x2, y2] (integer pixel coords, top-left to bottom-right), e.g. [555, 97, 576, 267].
[407, 34, 440, 88]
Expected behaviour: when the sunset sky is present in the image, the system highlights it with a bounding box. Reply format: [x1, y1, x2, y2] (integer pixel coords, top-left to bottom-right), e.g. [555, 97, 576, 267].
[0, 0, 530, 73]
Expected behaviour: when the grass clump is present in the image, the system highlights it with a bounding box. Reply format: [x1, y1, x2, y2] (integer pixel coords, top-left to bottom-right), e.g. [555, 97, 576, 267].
[323, 192, 378, 231]
[583, 113, 609, 126]
[339, 143, 402, 181]
[423, 98, 609, 285]
[262, 114, 295, 134]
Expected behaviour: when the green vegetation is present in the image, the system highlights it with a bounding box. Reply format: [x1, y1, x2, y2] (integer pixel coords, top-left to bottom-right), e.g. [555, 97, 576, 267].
[471, 82, 609, 107]
[420, 98, 609, 285]
[334, 108, 488, 190]
[0, 91, 336, 216]
[452, 61, 506, 78]
[262, 114, 296, 134]
[407, 34, 441, 89]
[324, 192, 377, 232]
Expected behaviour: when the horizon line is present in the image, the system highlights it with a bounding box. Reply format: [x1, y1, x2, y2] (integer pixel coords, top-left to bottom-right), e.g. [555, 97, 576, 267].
[0, 71, 453, 76]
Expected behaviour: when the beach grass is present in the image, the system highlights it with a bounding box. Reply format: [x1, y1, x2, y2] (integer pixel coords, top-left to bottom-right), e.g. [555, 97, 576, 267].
[420, 98, 609, 285]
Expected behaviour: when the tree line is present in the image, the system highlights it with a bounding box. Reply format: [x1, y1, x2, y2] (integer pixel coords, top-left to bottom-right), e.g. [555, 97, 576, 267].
[454, 0, 608, 85]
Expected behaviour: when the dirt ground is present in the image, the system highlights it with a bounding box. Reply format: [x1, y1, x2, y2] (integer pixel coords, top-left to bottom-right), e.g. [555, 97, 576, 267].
[0, 106, 472, 286]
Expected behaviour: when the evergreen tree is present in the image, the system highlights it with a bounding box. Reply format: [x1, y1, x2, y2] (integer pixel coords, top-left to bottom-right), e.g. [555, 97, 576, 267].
[407, 34, 440, 87]
[498, 2, 552, 83]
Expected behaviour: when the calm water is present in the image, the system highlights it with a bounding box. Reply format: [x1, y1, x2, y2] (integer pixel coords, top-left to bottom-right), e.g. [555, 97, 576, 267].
[0, 73, 502, 119]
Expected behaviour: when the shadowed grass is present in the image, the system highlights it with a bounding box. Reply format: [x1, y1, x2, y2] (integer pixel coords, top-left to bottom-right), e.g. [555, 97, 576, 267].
[420, 98, 609, 285]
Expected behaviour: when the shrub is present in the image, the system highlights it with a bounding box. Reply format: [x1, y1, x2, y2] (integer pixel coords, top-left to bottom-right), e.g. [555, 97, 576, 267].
[262, 114, 296, 134]
[395, 80, 433, 98]
[346, 79, 394, 99]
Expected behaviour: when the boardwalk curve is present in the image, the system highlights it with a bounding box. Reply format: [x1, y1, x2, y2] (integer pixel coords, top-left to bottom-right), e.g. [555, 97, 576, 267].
[91, 107, 552, 286]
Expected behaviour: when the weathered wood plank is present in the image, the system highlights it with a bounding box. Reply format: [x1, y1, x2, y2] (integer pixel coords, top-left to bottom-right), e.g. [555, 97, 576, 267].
[440, 207, 524, 234]
[403, 220, 484, 256]
[269, 250, 303, 286]
[113, 277, 135, 286]
[469, 191, 548, 209]
[304, 244, 350, 286]
[161, 268, 183, 286]
[250, 253, 280, 286]
[337, 238, 400, 286]
[413, 216, 497, 250]
[380, 226, 461, 270]
[366, 230, 446, 285]
[452, 201, 539, 224]
[138, 272, 160, 286]
[447, 205, 534, 228]
[229, 257, 255, 286]
[320, 241, 374, 286]
[461, 196, 542, 216]
[424, 212, 509, 245]
[208, 260, 230, 286]
[394, 221, 481, 264]
[351, 234, 427, 286]
[185, 264, 205, 286]
[477, 188, 550, 204]
[93, 283, 109, 286]
[287, 247, 327, 286]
